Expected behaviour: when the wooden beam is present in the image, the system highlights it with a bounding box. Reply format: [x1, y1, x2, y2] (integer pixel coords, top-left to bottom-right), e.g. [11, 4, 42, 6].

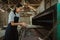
[21, 0, 25, 5]
[0, 8, 5, 12]
[30, 4, 40, 6]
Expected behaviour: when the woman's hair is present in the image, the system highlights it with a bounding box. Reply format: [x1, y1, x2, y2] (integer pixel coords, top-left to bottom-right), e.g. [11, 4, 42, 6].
[13, 3, 22, 15]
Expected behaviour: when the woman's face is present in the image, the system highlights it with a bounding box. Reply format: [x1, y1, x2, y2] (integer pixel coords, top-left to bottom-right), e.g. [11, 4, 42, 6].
[16, 7, 23, 13]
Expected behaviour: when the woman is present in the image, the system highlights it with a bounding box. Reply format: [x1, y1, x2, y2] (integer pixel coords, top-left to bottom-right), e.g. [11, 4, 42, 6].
[4, 3, 27, 40]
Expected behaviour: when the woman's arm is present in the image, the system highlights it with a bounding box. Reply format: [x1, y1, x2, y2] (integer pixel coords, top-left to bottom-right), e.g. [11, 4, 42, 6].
[10, 21, 22, 26]
[10, 21, 27, 27]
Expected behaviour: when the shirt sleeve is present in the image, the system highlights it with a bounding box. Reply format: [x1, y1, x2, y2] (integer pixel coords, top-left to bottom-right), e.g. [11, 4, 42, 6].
[8, 11, 15, 23]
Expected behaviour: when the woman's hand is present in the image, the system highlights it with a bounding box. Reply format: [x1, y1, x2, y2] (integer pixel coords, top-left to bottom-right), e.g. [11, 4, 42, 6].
[22, 22, 27, 27]
[20, 22, 27, 27]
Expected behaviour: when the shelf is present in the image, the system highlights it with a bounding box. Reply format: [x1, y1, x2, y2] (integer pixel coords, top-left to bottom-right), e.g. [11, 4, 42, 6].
[32, 4, 57, 40]
[32, 4, 57, 30]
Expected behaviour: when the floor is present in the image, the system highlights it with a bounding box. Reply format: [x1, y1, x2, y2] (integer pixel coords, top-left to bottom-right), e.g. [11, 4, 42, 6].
[0, 28, 43, 40]
[18, 28, 43, 40]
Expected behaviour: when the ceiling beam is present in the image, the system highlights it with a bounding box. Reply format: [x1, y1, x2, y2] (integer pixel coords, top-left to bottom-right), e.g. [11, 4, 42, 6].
[21, 0, 25, 5]
[30, 4, 40, 6]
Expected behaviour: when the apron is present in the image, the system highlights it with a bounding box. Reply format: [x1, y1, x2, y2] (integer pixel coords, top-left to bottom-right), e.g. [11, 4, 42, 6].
[4, 14, 19, 40]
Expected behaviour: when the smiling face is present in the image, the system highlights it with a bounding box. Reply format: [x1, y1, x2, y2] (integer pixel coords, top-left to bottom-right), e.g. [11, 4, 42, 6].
[16, 7, 23, 13]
